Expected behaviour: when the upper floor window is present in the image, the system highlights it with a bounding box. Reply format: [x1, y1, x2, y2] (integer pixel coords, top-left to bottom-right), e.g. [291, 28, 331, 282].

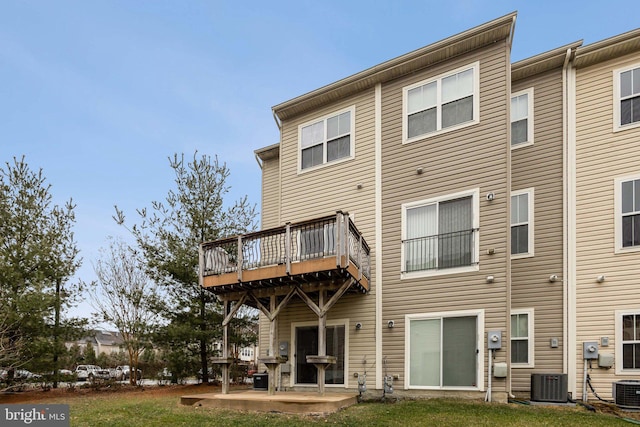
[401, 189, 479, 278]
[511, 88, 534, 148]
[614, 65, 640, 131]
[403, 62, 479, 143]
[299, 107, 355, 172]
[622, 178, 640, 247]
[615, 175, 640, 252]
[511, 188, 534, 257]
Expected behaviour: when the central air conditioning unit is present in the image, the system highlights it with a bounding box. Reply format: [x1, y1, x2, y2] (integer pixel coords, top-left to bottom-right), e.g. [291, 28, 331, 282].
[613, 380, 640, 409]
[531, 373, 568, 403]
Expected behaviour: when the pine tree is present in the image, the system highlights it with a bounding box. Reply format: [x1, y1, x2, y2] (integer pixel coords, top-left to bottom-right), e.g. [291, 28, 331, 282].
[115, 152, 257, 383]
[0, 157, 82, 380]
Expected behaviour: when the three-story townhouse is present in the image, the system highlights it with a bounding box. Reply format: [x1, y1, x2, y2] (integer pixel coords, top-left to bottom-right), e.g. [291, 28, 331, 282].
[199, 12, 640, 407]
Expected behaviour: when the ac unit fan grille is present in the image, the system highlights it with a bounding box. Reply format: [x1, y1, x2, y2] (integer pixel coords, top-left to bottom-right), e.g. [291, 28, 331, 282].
[531, 373, 568, 403]
[614, 380, 640, 409]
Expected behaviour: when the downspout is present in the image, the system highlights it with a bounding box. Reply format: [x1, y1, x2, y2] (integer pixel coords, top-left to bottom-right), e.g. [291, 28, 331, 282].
[562, 47, 570, 381]
[374, 82, 383, 390]
[505, 20, 515, 399]
[272, 109, 282, 131]
[564, 46, 578, 399]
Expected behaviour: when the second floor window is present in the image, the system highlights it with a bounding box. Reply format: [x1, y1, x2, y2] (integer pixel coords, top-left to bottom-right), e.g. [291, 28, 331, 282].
[622, 178, 640, 248]
[299, 107, 354, 171]
[402, 190, 479, 276]
[511, 189, 534, 257]
[511, 88, 534, 147]
[403, 62, 479, 143]
[619, 66, 640, 128]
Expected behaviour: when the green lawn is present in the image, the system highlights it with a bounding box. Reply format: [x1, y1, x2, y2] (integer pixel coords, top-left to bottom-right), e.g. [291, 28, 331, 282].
[12, 387, 634, 427]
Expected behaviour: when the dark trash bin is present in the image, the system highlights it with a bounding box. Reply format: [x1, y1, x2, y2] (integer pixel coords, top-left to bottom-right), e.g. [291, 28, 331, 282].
[253, 373, 268, 390]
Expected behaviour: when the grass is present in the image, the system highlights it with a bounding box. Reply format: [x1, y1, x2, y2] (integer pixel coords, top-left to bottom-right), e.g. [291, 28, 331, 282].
[3, 386, 634, 427]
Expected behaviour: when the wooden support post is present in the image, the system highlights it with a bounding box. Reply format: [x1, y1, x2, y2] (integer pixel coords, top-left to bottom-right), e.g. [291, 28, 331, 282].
[335, 211, 342, 267]
[285, 223, 291, 274]
[198, 244, 204, 287]
[221, 299, 230, 394]
[267, 295, 278, 396]
[317, 290, 327, 396]
[237, 236, 243, 282]
[358, 232, 363, 280]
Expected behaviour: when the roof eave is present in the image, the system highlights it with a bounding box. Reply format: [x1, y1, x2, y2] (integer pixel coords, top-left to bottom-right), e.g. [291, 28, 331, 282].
[574, 28, 640, 69]
[254, 143, 280, 161]
[273, 12, 517, 121]
[512, 41, 583, 81]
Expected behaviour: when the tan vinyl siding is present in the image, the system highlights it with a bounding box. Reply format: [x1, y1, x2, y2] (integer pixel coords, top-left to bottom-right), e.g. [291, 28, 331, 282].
[510, 69, 565, 391]
[258, 88, 378, 385]
[379, 41, 510, 394]
[261, 156, 280, 229]
[575, 52, 640, 399]
[258, 156, 281, 363]
[279, 89, 376, 226]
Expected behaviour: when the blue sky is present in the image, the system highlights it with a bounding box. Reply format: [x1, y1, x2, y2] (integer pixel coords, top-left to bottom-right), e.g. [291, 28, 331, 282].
[2, 0, 639, 321]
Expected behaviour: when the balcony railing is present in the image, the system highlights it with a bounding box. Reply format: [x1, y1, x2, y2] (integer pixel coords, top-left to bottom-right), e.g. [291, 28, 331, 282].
[402, 228, 478, 273]
[200, 212, 370, 290]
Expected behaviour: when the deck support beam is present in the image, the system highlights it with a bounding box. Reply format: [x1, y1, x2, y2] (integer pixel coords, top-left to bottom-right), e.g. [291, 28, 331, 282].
[221, 299, 230, 394]
[254, 280, 356, 396]
[317, 291, 328, 396]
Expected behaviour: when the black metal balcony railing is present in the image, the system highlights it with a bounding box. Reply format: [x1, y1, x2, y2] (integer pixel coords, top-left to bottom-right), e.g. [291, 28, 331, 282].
[200, 212, 370, 282]
[402, 228, 477, 273]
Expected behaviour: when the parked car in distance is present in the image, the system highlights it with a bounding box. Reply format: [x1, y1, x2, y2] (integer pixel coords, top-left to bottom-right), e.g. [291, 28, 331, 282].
[115, 365, 142, 381]
[0, 368, 41, 381]
[75, 365, 110, 381]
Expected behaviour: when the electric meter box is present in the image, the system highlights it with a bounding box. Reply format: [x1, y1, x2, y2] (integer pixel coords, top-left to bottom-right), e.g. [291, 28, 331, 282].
[488, 330, 502, 350]
[598, 352, 614, 368]
[583, 341, 599, 360]
[493, 362, 507, 378]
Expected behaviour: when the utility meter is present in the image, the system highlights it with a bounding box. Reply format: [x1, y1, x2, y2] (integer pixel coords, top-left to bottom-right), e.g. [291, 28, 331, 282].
[279, 341, 289, 358]
[488, 330, 502, 350]
[583, 341, 599, 360]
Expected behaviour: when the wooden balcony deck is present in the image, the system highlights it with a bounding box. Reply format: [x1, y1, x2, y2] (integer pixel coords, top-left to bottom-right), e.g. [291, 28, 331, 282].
[199, 213, 370, 303]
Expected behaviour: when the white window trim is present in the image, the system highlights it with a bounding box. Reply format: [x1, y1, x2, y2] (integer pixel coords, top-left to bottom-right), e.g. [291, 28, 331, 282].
[511, 308, 535, 368]
[402, 62, 480, 144]
[613, 63, 640, 133]
[614, 174, 640, 254]
[290, 318, 349, 389]
[511, 188, 535, 259]
[404, 309, 485, 391]
[297, 106, 356, 174]
[510, 87, 534, 149]
[400, 188, 480, 279]
[615, 309, 640, 375]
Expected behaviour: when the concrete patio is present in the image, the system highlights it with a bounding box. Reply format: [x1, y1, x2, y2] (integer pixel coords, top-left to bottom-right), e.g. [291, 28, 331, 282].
[180, 390, 358, 415]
